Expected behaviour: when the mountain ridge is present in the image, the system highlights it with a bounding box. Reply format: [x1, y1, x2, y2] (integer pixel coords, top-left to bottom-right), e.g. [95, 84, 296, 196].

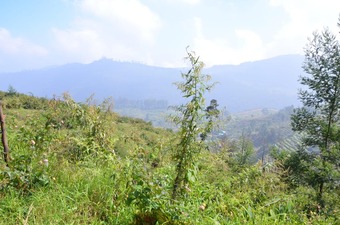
[0, 54, 304, 112]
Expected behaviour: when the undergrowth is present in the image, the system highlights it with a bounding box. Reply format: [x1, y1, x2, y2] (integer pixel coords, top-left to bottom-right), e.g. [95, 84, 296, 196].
[0, 86, 339, 224]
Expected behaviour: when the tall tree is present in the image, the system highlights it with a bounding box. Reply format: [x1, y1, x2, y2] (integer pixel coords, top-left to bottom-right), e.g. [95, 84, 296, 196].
[290, 21, 340, 205]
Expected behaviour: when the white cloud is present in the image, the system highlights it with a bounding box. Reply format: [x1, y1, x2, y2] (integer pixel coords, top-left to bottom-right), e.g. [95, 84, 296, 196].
[190, 1, 340, 66]
[51, 26, 136, 63]
[184, 0, 200, 4]
[266, 0, 340, 57]
[80, 0, 161, 41]
[0, 28, 49, 72]
[192, 18, 265, 66]
[270, 0, 340, 21]
[3, 0, 340, 72]
[52, 28, 103, 62]
[50, 0, 162, 65]
[235, 30, 265, 58]
[0, 28, 47, 56]
[161, 0, 200, 5]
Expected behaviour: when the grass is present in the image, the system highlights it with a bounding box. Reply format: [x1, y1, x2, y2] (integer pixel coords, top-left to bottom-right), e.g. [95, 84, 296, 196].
[0, 96, 339, 224]
[1, 149, 339, 224]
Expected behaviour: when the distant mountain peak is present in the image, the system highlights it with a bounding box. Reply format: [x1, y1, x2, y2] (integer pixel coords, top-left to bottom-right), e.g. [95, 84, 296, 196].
[0, 55, 304, 112]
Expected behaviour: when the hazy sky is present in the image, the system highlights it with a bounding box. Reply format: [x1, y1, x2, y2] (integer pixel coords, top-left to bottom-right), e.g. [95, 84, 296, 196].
[0, 0, 339, 72]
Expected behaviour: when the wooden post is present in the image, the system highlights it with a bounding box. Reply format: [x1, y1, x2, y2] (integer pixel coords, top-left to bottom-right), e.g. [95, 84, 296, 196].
[0, 101, 10, 166]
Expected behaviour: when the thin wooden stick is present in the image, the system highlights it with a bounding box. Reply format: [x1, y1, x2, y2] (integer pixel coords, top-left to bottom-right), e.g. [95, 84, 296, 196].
[23, 203, 34, 225]
[0, 101, 10, 166]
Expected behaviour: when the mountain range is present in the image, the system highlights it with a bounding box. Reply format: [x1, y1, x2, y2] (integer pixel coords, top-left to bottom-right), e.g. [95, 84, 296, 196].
[0, 54, 304, 112]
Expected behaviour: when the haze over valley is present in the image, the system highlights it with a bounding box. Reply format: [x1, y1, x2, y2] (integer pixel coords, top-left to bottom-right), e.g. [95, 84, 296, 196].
[0, 54, 304, 113]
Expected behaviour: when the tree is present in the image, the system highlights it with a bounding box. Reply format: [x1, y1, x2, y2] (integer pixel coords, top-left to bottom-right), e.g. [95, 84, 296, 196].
[225, 133, 255, 170]
[290, 22, 340, 205]
[170, 48, 218, 200]
[6, 85, 17, 96]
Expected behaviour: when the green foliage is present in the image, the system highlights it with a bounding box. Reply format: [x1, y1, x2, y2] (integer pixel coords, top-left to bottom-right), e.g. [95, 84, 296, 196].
[42, 93, 118, 160]
[0, 66, 339, 224]
[222, 106, 298, 157]
[170, 48, 218, 200]
[0, 109, 53, 194]
[289, 25, 340, 204]
[7, 85, 17, 96]
[0, 89, 48, 110]
[213, 131, 258, 175]
[124, 147, 174, 224]
[229, 135, 256, 168]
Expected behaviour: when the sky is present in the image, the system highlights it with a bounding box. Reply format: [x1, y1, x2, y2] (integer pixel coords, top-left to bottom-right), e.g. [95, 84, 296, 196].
[0, 0, 339, 72]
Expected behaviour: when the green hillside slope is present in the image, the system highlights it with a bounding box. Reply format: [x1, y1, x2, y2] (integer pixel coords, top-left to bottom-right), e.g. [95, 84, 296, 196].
[0, 91, 338, 224]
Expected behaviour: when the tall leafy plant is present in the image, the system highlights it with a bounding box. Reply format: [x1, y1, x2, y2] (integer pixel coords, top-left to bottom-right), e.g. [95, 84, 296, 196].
[171, 48, 218, 200]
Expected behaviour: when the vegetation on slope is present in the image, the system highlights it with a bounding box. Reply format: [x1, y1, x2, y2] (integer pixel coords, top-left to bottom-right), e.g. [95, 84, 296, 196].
[1, 60, 339, 225]
[0, 93, 338, 224]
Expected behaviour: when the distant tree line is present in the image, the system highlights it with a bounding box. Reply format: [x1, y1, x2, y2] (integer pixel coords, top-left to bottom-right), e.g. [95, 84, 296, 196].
[115, 98, 168, 110]
[0, 86, 49, 110]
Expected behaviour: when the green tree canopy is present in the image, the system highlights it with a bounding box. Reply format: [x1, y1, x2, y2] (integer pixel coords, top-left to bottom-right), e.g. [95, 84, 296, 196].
[290, 22, 340, 205]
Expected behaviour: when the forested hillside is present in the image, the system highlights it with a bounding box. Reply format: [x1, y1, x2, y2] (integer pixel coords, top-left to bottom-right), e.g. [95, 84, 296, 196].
[1, 1, 339, 224]
[116, 105, 301, 158]
[0, 51, 338, 224]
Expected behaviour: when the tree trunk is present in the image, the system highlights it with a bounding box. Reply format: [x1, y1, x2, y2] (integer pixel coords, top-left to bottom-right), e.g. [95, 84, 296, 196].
[0, 101, 10, 166]
[317, 181, 324, 208]
[172, 161, 184, 200]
